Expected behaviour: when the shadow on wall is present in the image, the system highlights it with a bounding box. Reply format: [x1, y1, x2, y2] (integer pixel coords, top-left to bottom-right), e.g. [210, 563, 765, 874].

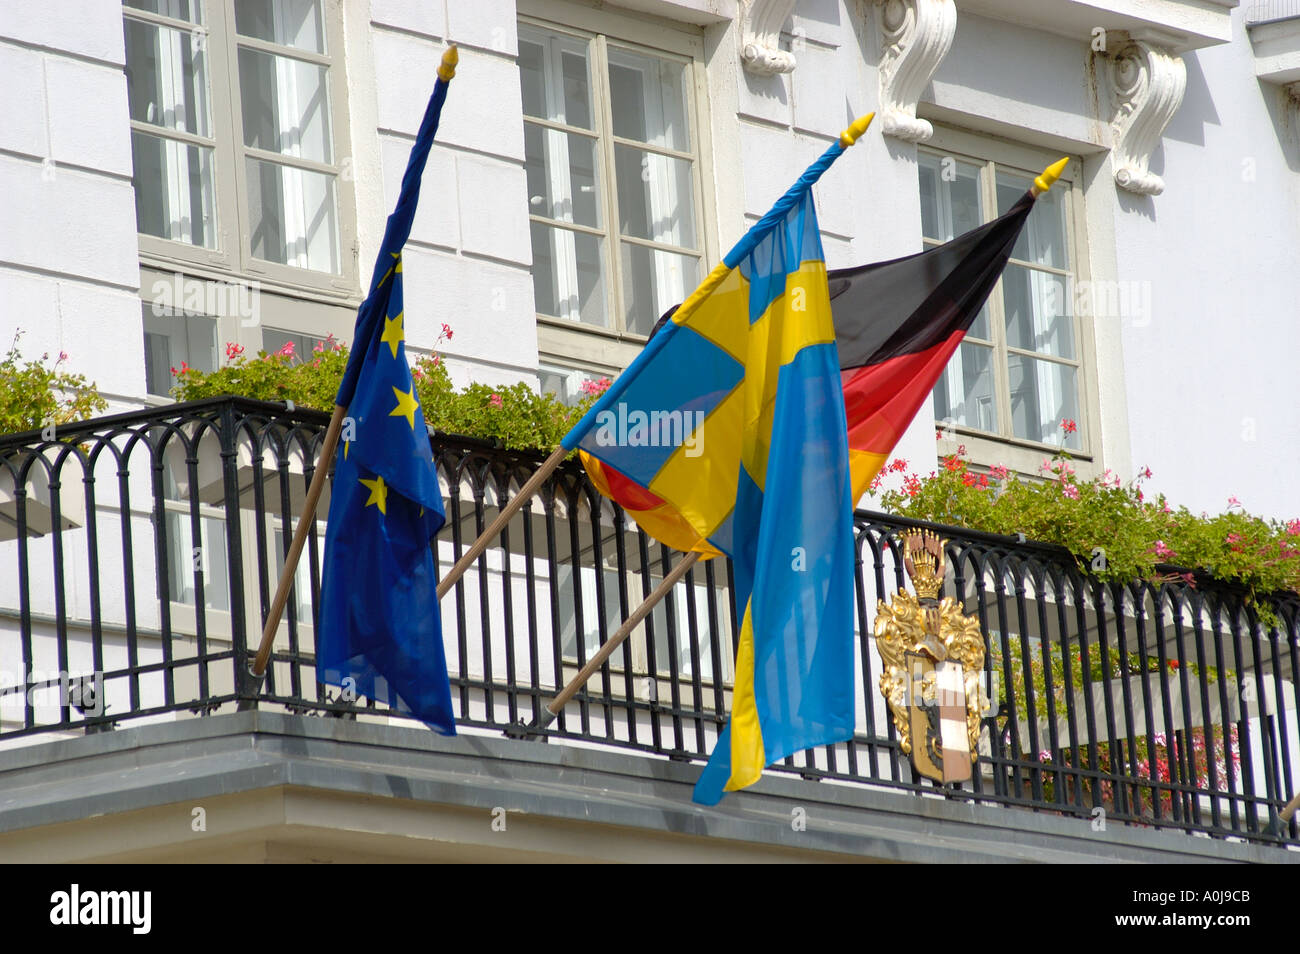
[1161, 50, 1219, 148]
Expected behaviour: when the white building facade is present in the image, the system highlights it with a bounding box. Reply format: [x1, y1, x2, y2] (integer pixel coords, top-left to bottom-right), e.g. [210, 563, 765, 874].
[3, 0, 1297, 518]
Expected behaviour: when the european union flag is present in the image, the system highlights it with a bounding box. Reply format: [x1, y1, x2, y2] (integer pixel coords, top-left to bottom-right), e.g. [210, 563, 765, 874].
[316, 49, 458, 734]
[564, 114, 875, 802]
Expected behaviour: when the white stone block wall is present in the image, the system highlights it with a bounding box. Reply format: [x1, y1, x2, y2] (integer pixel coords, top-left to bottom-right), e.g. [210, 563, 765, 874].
[0, 2, 143, 408]
[362, 0, 539, 390]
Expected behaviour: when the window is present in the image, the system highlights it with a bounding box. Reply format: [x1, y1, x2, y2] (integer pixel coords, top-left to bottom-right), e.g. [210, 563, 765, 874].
[520, 7, 712, 377]
[124, 0, 359, 394]
[538, 361, 609, 406]
[159, 465, 230, 613]
[124, 0, 350, 280]
[142, 302, 217, 395]
[261, 328, 327, 362]
[920, 132, 1095, 469]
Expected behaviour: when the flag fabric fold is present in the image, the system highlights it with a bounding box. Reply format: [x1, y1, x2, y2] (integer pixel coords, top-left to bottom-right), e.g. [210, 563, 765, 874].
[564, 118, 873, 804]
[316, 50, 458, 734]
[830, 188, 1038, 501]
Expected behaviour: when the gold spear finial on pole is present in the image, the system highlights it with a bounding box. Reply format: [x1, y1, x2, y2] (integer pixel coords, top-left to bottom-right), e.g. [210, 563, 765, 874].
[438, 45, 459, 82]
[1032, 157, 1069, 196]
[839, 111, 876, 148]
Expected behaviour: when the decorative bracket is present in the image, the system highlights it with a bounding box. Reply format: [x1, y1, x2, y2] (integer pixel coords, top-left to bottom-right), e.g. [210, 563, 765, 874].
[740, 0, 798, 75]
[876, 0, 957, 143]
[1109, 38, 1186, 195]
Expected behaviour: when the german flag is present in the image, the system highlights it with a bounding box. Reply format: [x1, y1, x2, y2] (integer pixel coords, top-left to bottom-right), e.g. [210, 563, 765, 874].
[584, 157, 1069, 551]
[835, 157, 1068, 500]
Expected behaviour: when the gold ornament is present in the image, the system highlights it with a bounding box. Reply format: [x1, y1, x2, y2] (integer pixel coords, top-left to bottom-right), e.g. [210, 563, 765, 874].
[874, 531, 988, 782]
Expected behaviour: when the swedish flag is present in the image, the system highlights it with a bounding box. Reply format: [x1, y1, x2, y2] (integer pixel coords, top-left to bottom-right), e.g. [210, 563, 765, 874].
[316, 50, 458, 734]
[564, 114, 874, 802]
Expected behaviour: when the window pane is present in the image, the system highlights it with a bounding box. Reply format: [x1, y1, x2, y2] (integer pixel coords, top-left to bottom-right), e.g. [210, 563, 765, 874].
[1008, 354, 1080, 448]
[238, 48, 332, 163]
[919, 153, 981, 241]
[933, 340, 996, 434]
[651, 579, 720, 680]
[273, 525, 315, 623]
[234, 0, 324, 54]
[968, 302, 991, 341]
[621, 244, 699, 337]
[126, 0, 202, 24]
[124, 18, 211, 136]
[556, 565, 621, 663]
[614, 145, 696, 249]
[143, 304, 217, 395]
[530, 221, 606, 326]
[165, 511, 230, 608]
[262, 329, 326, 362]
[998, 170, 1068, 268]
[607, 47, 690, 152]
[524, 123, 601, 229]
[245, 158, 340, 272]
[539, 364, 609, 406]
[1003, 264, 1074, 358]
[131, 130, 217, 247]
[518, 29, 592, 129]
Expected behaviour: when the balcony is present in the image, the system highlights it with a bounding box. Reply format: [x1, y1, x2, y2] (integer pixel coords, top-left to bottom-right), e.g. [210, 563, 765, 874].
[1247, 2, 1300, 86]
[0, 397, 1296, 862]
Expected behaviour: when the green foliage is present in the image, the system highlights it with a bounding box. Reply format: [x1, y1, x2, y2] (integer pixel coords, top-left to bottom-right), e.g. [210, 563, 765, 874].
[870, 427, 1300, 622]
[172, 340, 349, 411]
[409, 354, 598, 452]
[172, 334, 608, 454]
[0, 333, 107, 436]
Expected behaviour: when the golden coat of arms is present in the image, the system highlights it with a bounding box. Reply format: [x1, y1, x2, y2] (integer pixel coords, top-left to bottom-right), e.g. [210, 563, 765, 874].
[873, 531, 988, 783]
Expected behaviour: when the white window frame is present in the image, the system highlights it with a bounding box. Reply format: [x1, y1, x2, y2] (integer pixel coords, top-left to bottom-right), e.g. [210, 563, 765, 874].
[922, 127, 1101, 478]
[520, 0, 719, 380]
[124, 0, 361, 386]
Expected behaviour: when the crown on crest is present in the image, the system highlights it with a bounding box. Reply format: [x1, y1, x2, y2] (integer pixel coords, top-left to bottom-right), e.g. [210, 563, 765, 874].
[903, 530, 946, 601]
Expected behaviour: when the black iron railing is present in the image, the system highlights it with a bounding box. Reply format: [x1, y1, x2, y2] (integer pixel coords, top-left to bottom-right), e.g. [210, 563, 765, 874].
[0, 397, 1296, 846]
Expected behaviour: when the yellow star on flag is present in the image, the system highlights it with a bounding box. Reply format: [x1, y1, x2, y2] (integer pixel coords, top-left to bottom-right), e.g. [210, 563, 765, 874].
[359, 474, 388, 514]
[380, 311, 405, 359]
[390, 384, 419, 429]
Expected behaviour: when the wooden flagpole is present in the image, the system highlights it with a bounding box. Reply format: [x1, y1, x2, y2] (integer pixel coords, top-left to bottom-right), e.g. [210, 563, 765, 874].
[1281, 790, 1300, 823]
[528, 549, 701, 732]
[251, 402, 347, 678]
[251, 418, 567, 677]
[436, 445, 567, 600]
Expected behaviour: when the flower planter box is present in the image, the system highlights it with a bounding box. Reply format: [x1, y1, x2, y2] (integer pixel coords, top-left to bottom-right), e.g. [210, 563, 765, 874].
[0, 451, 86, 541]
